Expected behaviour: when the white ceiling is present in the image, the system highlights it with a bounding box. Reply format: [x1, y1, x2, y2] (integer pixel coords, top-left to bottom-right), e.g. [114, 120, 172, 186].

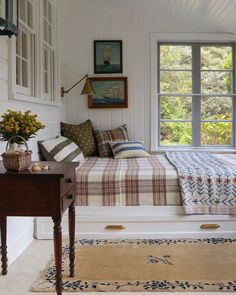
[61, 0, 236, 34]
[140, 0, 236, 33]
[102, 0, 235, 34]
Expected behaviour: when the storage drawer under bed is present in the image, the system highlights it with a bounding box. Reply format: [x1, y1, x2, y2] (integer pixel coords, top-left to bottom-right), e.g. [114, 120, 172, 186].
[35, 206, 236, 239]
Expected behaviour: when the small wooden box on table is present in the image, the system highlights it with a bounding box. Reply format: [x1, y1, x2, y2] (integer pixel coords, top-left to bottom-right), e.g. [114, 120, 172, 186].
[0, 161, 78, 295]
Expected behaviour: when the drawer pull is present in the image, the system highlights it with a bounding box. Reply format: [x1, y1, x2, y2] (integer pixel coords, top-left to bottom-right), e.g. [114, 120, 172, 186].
[66, 194, 73, 200]
[200, 224, 220, 229]
[105, 225, 125, 231]
[65, 178, 72, 183]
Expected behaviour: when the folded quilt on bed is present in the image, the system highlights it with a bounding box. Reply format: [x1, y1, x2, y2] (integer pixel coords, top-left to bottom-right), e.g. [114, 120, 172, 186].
[75, 156, 181, 206]
[166, 152, 236, 214]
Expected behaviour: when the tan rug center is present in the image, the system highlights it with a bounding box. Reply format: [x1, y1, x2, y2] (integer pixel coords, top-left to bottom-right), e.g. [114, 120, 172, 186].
[68, 243, 235, 281]
[31, 239, 236, 292]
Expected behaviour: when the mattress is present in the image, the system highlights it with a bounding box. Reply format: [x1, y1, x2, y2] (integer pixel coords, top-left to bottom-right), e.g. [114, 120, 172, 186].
[75, 155, 181, 206]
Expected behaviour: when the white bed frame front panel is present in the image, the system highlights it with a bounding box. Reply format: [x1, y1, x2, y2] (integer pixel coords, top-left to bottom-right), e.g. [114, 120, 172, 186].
[35, 206, 236, 239]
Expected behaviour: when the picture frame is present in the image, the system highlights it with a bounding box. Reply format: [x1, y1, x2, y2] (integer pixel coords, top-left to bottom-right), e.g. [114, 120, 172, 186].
[88, 77, 128, 109]
[94, 40, 123, 74]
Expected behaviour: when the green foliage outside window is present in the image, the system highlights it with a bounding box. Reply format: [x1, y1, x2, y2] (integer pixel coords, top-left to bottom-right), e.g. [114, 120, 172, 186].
[160, 45, 233, 146]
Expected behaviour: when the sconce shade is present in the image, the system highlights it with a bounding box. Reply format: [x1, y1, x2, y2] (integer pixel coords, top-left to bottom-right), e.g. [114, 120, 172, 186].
[0, 0, 19, 37]
[61, 74, 95, 97]
[81, 78, 95, 95]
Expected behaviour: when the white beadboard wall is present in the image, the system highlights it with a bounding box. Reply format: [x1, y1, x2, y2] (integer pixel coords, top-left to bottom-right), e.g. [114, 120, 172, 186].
[59, 0, 236, 150]
[0, 35, 65, 264]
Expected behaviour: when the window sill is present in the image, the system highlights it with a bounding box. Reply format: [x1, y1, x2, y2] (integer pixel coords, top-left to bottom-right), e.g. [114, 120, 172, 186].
[9, 91, 63, 107]
[151, 147, 236, 154]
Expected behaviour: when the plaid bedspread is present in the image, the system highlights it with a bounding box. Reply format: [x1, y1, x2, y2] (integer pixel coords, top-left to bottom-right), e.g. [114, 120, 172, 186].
[166, 152, 236, 214]
[75, 155, 181, 206]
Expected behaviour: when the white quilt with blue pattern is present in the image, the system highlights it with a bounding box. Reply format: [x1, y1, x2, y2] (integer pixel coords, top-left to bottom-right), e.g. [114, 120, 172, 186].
[165, 152, 236, 214]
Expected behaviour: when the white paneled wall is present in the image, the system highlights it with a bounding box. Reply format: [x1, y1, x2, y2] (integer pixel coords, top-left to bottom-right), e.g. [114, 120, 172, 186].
[60, 0, 147, 144]
[59, 0, 236, 150]
[0, 34, 65, 263]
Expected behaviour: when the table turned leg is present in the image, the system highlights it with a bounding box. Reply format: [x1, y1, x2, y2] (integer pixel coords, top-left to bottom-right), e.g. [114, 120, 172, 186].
[0, 216, 7, 275]
[68, 201, 75, 277]
[52, 217, 63, 295]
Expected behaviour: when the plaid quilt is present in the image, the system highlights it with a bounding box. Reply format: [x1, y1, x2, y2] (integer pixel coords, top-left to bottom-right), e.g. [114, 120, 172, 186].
[75, 155, 181, 206]
[166, 152, 236, 214]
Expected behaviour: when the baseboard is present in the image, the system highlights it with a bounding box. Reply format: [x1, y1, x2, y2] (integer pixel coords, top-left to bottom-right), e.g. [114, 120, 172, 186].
[6, 217, 34, 265]
[35, 206, 236, 240]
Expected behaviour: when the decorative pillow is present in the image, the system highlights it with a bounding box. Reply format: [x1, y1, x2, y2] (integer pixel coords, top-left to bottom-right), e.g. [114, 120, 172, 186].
[93, 124, 129, 157]
[60, 120, 97, 156]
[110, 141, 150, 159]
[38, 136, 84, 162]
[38, 140, 55, 161]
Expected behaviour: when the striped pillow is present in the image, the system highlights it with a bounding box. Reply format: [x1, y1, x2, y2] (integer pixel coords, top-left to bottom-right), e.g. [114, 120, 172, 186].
[39, 136, 84, 162]
[110, 141, 150, 159]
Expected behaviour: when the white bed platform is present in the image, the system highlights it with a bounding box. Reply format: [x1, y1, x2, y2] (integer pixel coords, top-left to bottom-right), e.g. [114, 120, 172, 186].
[35, 206, 236, 239]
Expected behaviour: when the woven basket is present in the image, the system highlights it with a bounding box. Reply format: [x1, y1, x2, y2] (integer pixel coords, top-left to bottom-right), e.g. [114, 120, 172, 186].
[1, 136, 32, 171]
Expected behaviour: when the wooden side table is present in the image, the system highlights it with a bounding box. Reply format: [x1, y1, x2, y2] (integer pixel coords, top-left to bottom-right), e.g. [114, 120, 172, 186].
[0, 161, 78, 295]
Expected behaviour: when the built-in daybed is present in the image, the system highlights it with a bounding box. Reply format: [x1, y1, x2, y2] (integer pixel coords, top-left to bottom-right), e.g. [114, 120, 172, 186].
[36, 152, 236, 240]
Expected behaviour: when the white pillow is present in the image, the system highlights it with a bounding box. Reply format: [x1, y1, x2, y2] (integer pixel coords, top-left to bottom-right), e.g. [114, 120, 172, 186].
[110, 141, 150, 159]
[40, 136, 84, 162]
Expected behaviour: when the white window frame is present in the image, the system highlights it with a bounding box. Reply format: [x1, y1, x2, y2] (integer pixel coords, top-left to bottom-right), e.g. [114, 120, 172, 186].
[41, 0, 56, 101]
[8, 0, 60, 106]
[150, 33, 236, 152]
[158, 42, 234, 147]
[15, 15, 35, 96]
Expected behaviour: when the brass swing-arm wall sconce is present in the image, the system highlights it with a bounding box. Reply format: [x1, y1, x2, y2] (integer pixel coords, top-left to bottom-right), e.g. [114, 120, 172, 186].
[60, 74, 95, 97]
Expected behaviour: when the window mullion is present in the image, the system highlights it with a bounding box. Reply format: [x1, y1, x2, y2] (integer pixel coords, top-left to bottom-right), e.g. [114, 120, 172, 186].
[31, 34, 36, 96]
[233, 44, 236, 147]
[192, 44, 201, 146]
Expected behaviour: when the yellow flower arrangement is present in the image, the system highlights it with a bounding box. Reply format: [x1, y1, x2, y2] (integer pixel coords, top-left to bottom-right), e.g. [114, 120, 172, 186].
[0, 110, 45, 142]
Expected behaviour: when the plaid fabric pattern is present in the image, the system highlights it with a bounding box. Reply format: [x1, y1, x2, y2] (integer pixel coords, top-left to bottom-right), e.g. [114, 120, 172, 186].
[75, 155, 181, 206]
[93, 125, 129, 157]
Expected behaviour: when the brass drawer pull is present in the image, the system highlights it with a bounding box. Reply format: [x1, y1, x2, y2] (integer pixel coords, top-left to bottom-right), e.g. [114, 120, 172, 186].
[105, 225, 125, 230]
[65, 178, 72, 183]
[200, 224, 220, 229]
[66, 194, 73, 200]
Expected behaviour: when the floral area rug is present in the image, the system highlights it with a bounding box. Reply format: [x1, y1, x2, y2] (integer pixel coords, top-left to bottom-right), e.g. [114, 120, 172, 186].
[30, 238, 236, 292]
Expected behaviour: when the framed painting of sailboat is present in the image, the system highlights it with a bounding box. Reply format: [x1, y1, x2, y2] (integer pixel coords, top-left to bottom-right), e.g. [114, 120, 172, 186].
[88, 77, 128, 108]
[94, 40, 123, 74]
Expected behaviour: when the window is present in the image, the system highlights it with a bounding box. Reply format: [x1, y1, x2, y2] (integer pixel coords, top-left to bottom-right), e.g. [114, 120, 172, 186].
[16, 0, 35, 95]
[158, 43, 235, 147]
[10, 0, 59, 104]
[42, 0, 55, 100]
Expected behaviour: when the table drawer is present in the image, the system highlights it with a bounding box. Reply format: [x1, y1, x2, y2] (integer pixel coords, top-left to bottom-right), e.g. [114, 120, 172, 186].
[62, 187, 75, 212]
[60, 168, 75, 196]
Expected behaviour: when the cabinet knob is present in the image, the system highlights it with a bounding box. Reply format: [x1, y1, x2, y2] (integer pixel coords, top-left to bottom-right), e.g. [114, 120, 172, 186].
[66, 194, 73, 200]
[65, 178, 72, 183]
